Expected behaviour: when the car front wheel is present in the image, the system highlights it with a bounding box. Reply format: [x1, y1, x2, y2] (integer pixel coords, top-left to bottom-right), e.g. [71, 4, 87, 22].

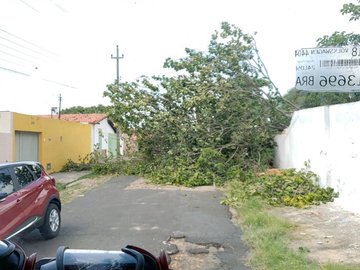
[40, 203, 61, 240]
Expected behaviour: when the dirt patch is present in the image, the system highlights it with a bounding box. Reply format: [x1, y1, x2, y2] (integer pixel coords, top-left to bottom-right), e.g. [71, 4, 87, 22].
[60, 175, 114, 204]
[270, 202, 360, 265]
[167, 237, 224, 270]
[125, 177, 218, 192]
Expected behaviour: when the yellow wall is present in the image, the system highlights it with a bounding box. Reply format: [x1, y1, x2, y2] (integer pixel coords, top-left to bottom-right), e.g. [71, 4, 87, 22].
[13, 113, 91, 172]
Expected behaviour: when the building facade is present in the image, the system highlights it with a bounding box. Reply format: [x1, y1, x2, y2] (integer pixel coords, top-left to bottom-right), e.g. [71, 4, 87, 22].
[49, 114, 124, 157]
[0, 111, 92, 172]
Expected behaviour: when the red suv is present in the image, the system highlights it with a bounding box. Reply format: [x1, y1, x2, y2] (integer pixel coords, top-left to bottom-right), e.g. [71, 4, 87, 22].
[0, 162, 61, 240]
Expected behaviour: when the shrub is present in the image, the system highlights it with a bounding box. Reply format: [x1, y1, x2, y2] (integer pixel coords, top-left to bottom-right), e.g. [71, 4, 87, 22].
[222, 168, 338, 208]
[60, 155, 93, 172]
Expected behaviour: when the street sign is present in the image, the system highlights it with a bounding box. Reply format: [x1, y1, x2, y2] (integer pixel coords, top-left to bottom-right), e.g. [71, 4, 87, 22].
[295, 46, 360, 92]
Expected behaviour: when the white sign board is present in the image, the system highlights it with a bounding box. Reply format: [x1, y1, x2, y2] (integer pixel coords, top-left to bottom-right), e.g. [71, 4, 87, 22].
[295, 46, 360, 92]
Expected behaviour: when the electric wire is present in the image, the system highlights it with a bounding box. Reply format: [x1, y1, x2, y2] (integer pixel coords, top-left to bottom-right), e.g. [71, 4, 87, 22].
[0, 13, 76, 88]
[46, 0, 68, 13]
[54, 3, 67, 13]
[0, 66, 30, 76]
[0, 28, 56, 76]
[0, 57, 27, 68]
[42, 78, 78, 89]
[0, 41, 45, 62]
[0, 48, 39, 65]
[0, 35, 54, 60]
[0, 28, 57, 57]
[0, 28, 57, 56]
[0, 63, 79, 89]
[17, 0, 40, 13]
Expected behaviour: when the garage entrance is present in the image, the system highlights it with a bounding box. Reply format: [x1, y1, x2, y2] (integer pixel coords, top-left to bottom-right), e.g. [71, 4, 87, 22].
[15, 131, 39, 161]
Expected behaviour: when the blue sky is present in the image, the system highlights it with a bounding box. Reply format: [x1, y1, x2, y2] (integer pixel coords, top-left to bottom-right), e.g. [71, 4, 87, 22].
[0, 0, 356, 114]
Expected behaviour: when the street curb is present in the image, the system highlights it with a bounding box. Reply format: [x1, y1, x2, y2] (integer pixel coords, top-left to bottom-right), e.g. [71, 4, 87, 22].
[52, 171, 92, 187]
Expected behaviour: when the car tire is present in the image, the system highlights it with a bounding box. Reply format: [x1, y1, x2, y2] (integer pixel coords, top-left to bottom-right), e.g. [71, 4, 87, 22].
[40, 203, 61, 240]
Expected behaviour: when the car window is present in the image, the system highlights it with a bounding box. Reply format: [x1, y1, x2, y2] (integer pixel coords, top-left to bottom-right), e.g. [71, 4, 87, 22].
[14, 165, 35, 188]
[0, 168, 14, 196]
[28, 164, 42, 179]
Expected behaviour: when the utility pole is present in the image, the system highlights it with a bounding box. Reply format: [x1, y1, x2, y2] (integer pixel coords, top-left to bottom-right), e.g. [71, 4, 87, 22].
[111, 45, 124, 84]
[58, 94, 62, 120]
[111, 45, 124, 157]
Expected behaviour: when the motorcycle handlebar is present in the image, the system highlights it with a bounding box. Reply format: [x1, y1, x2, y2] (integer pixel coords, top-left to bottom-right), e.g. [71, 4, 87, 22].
[0, 240, 169, 270]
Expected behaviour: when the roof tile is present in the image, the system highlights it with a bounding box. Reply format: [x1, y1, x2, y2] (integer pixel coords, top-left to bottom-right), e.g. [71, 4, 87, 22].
[40, 114, 107, 124]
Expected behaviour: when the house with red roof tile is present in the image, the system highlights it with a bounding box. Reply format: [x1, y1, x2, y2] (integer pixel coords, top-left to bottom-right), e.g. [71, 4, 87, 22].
[41, 113, 124, 157]
[0, 111, 93, 172]
[0, 112, 125, 172]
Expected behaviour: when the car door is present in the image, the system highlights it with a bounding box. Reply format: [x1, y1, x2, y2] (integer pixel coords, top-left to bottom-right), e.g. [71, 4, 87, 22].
[11, 164, 42, 223]
[0, 167, 23, 239]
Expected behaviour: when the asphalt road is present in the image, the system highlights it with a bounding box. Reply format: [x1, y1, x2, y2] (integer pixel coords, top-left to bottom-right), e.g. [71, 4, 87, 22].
[12, 176, 250, 269]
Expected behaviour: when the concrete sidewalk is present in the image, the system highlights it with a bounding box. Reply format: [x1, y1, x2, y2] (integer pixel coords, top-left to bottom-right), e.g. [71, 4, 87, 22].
[50, 170, 91, 185]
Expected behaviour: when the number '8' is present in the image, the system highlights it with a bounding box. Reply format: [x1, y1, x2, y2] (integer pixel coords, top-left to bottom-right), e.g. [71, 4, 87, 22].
[352, 47, 359, 57]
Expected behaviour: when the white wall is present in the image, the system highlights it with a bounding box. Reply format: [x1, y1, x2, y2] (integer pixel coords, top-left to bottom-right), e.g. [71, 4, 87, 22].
[92, 119, 124, 156]
[0, 112, 13, 162]
[275, 101, 360, 213]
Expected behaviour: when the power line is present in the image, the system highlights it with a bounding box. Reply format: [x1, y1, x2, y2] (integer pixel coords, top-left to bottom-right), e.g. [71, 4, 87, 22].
[0, 57, 27, 68]
[0, 41, 45, 62]
[0, 66, 30, 76]
[0, 35, 53, 60]
[0, 48, 39, 65]
[0, 65, 78, 90]
[0, 28, 57, 57]
[19, 0, 69, 15]
[17, 0, 40, 13]
[0, 28, 57, 71]
[54, 3, 67, 13]
[46, 0, 68, 13]
[42, 78, 78, 89]
[0, 27, 75, 89]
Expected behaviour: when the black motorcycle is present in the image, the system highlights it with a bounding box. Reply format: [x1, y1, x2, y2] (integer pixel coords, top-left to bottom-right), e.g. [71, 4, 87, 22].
[0, 239, 169, 270]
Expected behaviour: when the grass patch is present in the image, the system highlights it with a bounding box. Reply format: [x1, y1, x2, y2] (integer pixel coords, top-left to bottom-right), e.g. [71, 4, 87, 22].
[77, 172, 100, 180]
[55, 172, 99, 192]
[235, 198, 318, 270]
[59, 175, 113, 204]
[56, 182, 66, 192]
[225, 182, 359, 270]
[322, 265, 360, 270]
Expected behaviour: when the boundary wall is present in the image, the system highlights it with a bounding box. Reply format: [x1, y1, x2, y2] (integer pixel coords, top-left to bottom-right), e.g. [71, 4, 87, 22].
[0, 112, 91, 172]
[275, 101, 360, 213]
